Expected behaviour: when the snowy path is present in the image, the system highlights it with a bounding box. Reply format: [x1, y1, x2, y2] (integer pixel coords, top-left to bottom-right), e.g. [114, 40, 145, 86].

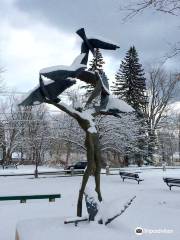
[0, 168, 179, 240]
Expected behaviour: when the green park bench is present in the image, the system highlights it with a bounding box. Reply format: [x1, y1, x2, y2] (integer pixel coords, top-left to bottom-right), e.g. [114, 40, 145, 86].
[0, 194, 61, 203]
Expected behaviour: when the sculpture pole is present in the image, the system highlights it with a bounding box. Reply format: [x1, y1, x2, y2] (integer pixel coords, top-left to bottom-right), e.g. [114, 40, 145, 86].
[44, 99, 102, 216]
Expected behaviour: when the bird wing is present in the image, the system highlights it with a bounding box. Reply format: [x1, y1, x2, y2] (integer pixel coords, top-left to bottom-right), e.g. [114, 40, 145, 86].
[70, 53, 87, 68]
[40, 54, 86, 81]
[90, 39, 119, 50]
[76, 28, 119, 53]
[76, 28, 94, 54]
[76, 70, 97, 85]
[43, 78, 76, 100]
[40, 67, 75, 81]
[19, 86, 44, 106]
[96, 72, 110, 95]
[86, 81, 102, 106]
[19, 77, 76, 107]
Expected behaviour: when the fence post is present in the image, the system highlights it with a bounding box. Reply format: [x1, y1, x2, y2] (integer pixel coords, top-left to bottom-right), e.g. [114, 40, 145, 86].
[70, 167, 74, 176]
[106, 165, 110, 175]
[162, 162, 166, 171]
[34, 168, 38, 178]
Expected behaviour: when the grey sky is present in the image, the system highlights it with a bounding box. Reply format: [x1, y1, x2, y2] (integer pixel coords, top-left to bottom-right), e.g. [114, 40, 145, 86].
[1, 0, 180, 92]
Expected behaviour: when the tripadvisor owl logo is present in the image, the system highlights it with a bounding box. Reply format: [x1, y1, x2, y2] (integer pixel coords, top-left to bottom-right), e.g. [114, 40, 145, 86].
[135, 227, 143, 235]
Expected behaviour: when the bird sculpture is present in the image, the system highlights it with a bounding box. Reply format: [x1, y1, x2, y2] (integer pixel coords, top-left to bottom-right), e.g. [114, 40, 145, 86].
[19, 76, 76, 106]
[19, 28, 122, 113]
[76, 28, 120, 65]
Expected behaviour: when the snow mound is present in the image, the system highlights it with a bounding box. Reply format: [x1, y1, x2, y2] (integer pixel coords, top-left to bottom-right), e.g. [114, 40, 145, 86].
[16, 217, 125, 240]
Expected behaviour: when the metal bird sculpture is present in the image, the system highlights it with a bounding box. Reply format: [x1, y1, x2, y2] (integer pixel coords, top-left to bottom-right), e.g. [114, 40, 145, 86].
[75, 69, 110, 108]
[39, 53, 86, 82]
[19, 76, 76, 106]
[19, 28, 121, 110]
[76, 70, 97, 85]
[76, 28, 120, 65]
[84, 71, 110, 107]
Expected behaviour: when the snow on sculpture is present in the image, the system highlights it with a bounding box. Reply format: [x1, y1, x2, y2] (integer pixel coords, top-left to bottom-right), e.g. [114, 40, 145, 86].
[19, 28, 134, 222]
[39, 53, 86, 81]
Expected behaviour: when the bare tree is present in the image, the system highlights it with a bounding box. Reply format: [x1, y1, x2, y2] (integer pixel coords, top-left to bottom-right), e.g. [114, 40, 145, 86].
[121, 0, 180, 56]
[17, 104, 50, 177]
[50, 112, 86, 166]
[0, 67, 6, 164]
[96, 114, 143, 166]
[0, 95, 24, 164]
[156, 115, 178, 165]
[121, 0, 180, 19]
[0, 121, 6, 164]
[145, 66, 179, 162]
[0, 93, 50, 173]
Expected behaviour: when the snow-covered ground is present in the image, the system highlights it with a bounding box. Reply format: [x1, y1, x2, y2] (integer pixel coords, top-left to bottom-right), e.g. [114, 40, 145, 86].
[0, 166, 180, 240]
[0, 165, 60, 175]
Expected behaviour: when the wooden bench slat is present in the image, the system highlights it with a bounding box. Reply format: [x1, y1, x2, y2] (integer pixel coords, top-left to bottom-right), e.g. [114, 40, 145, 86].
[0, 194, 61, 201]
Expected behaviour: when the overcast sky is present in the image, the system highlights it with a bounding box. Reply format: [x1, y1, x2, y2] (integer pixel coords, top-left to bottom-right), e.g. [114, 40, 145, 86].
[1, 0, 180, 93]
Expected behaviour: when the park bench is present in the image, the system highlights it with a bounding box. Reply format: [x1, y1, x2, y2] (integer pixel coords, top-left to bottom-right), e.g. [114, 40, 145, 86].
[119, 171, 144, 184]
[2, 163, 18, 169]
[163, 177, 180, 190]
[0, 194, 61, 203]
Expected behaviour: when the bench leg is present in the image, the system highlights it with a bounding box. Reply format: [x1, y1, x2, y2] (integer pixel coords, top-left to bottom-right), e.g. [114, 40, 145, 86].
[138, 181, 140, 184]
[122, 178, 125, 182]
[49, 198, 55, 202]
[20, 199, 26, 203]
[167, 183, 172, 190]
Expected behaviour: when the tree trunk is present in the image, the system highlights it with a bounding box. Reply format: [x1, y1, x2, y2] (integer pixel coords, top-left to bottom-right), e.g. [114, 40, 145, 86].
[5, 150, 12, 164]
[34, 149, 39, 178]
[65, 143, 71, 167]
[1, 145, 6, 165]
[147, 128, 156, 164]
[124, 154, 129, 167]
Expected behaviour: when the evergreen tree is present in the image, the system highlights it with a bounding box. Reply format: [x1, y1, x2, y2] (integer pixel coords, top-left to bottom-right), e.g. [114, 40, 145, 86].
[112, 46, 148, 166]
[112, 46, 147, 113]
[89, 48, 105, 73]
[82, 48, 105, 94]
